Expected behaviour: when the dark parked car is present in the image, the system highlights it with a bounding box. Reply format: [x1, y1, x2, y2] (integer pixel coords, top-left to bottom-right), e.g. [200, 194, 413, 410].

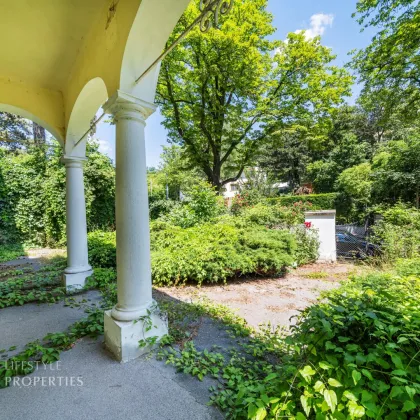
[336, 231, 380, 259]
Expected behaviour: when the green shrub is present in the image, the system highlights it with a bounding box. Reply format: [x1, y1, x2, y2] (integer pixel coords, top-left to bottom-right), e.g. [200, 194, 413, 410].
[213, 269, 420, 419]
[230, 189, 265, 215]
[372, 204, 420, 261]
[151, 222, 296, 286]
[163, 181, 225, 228]
[0, 140, 115, 246]
[237, 202, 308, 228]
[88, 231, 117, 268]
[0, 244, 26, 264]
[88, 222, 300, 286]
[266, 193, 338, 210]
[395, 258, 420, 277]
[292, 225, 319, 265]
[149, 199, 177, 220]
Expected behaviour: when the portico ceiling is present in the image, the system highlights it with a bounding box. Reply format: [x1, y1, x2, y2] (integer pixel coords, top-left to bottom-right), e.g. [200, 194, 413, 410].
[0, 0, 190, 153]
[1, 0, 109, 91]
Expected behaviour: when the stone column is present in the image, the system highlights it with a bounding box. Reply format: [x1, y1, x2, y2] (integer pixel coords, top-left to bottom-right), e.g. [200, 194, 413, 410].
[103, 91, 167, 362]
[62, 156, 92, 288]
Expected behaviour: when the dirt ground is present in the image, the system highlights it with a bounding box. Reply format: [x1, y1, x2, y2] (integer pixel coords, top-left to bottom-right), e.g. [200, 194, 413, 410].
[158, 262, 363, 328]
[1, 249, 363, 329]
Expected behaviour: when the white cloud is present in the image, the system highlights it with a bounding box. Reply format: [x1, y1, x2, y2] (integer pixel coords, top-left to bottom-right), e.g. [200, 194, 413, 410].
[296, 13, 334, 40]
[97, 138, 112, 156]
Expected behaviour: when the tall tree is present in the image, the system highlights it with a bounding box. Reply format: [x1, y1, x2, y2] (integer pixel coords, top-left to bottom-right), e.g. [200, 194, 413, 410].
[157, 0, 352, 191]
[33, 122, 46, 146]
[372, 135, 420, 208]
[352, 0, 420, 122]
[0, 112, 31, 150]
[259, 128, 315, 190]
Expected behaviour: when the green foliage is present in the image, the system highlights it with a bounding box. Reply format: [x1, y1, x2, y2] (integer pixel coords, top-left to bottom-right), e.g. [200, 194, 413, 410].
[335, 163, 373, 222]
[0, 139, 115, 246]
[163, 181, 225, 228]
[371, 136, 420, 208]
[292, 226, 320, 266]
[353, 0, 420, 122]
[372, 203, 420, 261]
[151, 222, 296, 286]
[160, 267, 420, 419]
[0, 259, 72, 309]
[0, 112, 32, 150]
[230, 189, 265, 215]
[336, 163, 373, 206]
[149, 199, 177, 220]
[235, 203, 296, 228]
[266, 193, 338, 210]
[87, 231, 117, 268]
[88, 221, 302, 286]
[0, 244, 25, 263]
[163, 341, 225, 381]
[158, 0, 352, 189]
[307, 132, 369, 193]
[235, 202, 316, 231]
[396, 258, 420, 277]
[157, 145, 203, 199]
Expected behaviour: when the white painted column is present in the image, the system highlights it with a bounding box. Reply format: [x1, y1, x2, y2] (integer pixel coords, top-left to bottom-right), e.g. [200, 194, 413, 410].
[62, 156, 92, 288]
[103, 91, 167, 362]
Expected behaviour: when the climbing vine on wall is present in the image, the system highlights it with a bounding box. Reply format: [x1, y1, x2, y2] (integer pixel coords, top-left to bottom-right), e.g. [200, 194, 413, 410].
[0, 140, 115, 246]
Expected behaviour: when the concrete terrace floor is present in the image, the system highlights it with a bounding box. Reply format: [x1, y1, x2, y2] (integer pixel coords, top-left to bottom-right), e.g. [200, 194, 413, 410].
[0, 254, 224, 420]
[0, 252, 358, 420]
[0, 292, 225, 420]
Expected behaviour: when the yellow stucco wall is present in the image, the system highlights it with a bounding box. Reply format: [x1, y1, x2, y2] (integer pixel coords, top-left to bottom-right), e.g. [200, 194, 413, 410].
[0, 76, 64, 142]
[0, 0, 190, 153]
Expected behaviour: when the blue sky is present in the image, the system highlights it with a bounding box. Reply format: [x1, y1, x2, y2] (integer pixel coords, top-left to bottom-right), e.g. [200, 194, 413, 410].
[96, 0, 376, 167]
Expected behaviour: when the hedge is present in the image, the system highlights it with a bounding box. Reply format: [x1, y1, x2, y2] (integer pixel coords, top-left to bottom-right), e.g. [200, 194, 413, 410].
[87, 221, 313, 286]
[266, 193, 338, 210]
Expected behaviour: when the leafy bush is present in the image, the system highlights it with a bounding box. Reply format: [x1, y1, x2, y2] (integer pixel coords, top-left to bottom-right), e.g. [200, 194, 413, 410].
[88, 222, 300, 286]
[151, 222, 296, 285]
[266, 193, 338, 210]
[292, 226, 319, 265]
[87, 231, 117, 268]
[230, 189, 265, 215]
[372, 203, 420, 261]
[236, 203, 306, 228]
[396, 258, 420, 277]
[149, 198, 177, 220]
[163, 181, 225, 228]
[0, 244, 25, 264]
[211, 269, 420, 419]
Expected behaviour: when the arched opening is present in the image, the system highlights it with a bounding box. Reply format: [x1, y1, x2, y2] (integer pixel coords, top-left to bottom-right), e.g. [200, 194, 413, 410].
[65, 77, 108, 157]
[0, 103, 63, 146]
[119, 0, 191, 101]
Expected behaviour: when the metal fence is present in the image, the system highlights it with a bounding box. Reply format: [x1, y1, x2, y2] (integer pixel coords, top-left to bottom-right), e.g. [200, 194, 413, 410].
[335, 224, 378, 259]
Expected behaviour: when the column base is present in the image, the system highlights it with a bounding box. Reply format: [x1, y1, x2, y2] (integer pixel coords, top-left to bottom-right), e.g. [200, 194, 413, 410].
[104, 304, 168, 362]
[62, 269, 93, 290]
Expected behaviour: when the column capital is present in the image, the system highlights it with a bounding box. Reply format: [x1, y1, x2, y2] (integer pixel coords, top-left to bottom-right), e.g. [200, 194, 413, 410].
[61, 155, 87, 168]
[103, 90, 157, 123]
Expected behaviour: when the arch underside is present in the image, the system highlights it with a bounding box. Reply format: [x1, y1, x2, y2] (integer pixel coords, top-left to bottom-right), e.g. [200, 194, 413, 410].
[0, 0, 191, 156]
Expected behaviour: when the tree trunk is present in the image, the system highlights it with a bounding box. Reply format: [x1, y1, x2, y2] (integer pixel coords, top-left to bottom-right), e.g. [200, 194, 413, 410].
[33, 123, 46, 146]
